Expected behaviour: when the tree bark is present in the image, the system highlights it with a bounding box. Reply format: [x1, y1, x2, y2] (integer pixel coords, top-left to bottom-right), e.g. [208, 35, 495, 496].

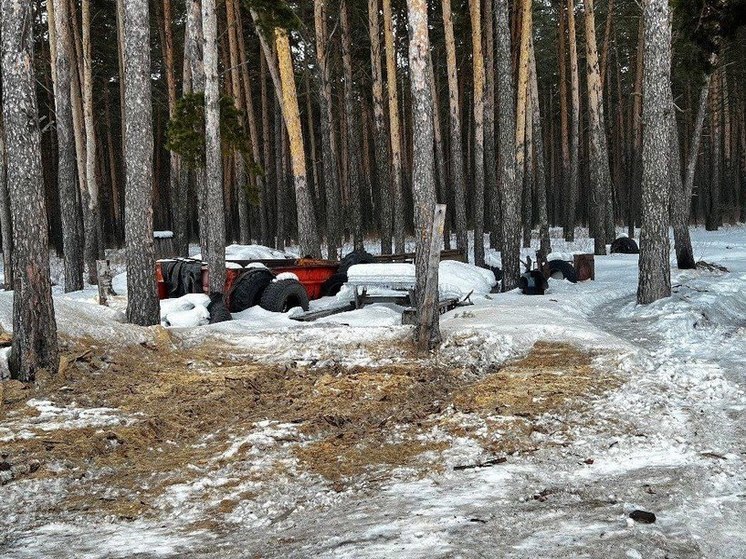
[368, 0, 393, 254]
[494, 0, 521, 291]
[341, 0, 364, 251]
[583, 0, 614, 254]
[382, 0, 405, 253]
[0, 117, 13, 291]
[314, 0, 342, 258]
[469, 0, 486, 267]
[81, 0, 102, 281]
[515, 0, 531, 250]
[441, 0, 468, 255]
[483, 0, 498, 251]
[530, 36, 551, 257]
[225, 0, 250, 245]
[201, 0, 226, 293]
[406, 0, 441, 351]
[234, 0, 268, 245]
[123, 0, 160, 325]
[1, 0, 59, 381]
[557, 3, 571, 241]
[160, 0, 188, 256]
[637, 0, 672, 305]
[50, 0, 85, 292]
[672, 72, 712, 270]
[274, 26, 321, 258]
[566, 0, 580, 242]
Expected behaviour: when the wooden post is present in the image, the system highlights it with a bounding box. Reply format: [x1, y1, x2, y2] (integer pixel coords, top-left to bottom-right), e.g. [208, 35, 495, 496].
[96, 259, 116, 305]
[417, 204, 446, 350]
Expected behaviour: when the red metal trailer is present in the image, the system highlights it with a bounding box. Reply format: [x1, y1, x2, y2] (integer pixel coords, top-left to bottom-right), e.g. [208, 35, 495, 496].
[156, 258, 339, 302]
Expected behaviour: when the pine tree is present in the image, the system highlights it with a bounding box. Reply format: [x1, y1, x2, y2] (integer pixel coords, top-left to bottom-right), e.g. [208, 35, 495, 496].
[50, 0, 85, 292]
[407, 0, 441, 350]
[123, 0, 160, 325]
[1, 0, 59, 381]
[494, 0, 521, 291]
[637, 0, 672, 305]
[201, 0, 227, 294]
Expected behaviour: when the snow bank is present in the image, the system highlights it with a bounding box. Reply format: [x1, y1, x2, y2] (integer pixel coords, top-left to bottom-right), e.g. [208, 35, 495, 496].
[347, 260, 496, 299]
[193, 244, 292, 261]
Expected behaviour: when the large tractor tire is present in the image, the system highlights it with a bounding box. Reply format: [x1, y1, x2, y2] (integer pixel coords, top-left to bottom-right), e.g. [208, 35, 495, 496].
[225, 268, 275, 312]
[259, 279, 310, 313]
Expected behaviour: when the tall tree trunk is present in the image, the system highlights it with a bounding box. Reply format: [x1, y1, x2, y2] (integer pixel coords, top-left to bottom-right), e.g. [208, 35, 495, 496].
[630, 17, 644, 238]
[469, 0, 486, 266]
[160, 0, 188, 256]
[557, 3, 571, 241]
[406, 0, 441, 351]
[2, 0, 59, 381]
[515, 0, 531, 251]
[123, 0, 160, 325]
[707, 69, 722, 231]
[428, 51, 450, 250]
[368, 0, 393, 254]
[261, 55, 275, 244]
[382, 0, 405, 253]
[201, 0, 226, 293]
[441, 0, 468, 255]
[637, 0, 672, 305]
[530, 36, 551, 257]
[583, 0, 614, 254]
[234, 0, 267, 246]
[483, 0, 498, 252]
[274, 27, 321, 258]
[81, 0, 102, 281]
[566, 0, 580, 242]
[225, 0, 250, 244]
[50, 0, 84, 292]
[0, 117, 13, 291]
[672, 72, 713, 269]
[185, 0, 208, 258]
[314, 0, 342, 258]
[341, 0, 364, 251]
[494, 0, 521, 291]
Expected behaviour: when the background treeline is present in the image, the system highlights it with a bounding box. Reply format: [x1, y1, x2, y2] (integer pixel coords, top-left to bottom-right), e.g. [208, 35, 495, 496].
[8, 0, 746, 259]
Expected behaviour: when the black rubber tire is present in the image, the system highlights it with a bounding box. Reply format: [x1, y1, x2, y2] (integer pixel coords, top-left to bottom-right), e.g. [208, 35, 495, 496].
[321, 272, 348, 297]
[225, 268, 275, 312]
[259, 279, 310, 313]
[207, 293, 232, 324]
[547, 260, 578, 283]
[338, 250, 375, 274]
[610, 236, 640, 254]
[519, 270, 548, 295]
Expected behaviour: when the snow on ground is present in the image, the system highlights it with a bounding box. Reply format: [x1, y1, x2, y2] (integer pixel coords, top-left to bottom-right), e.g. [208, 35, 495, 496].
[0, 225, 744, 558]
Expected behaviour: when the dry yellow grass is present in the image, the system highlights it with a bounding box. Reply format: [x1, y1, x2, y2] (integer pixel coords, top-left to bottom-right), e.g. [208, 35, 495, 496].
[0, 338, 617, 521]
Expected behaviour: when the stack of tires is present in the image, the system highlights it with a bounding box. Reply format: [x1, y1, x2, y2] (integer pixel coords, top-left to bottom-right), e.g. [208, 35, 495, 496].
[225, 266, 309, 314]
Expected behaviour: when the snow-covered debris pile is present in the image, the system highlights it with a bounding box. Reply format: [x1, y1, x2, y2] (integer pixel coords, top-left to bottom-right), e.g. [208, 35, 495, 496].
[347, 260, 496, 298]
[194, 244, 292, 261]
[160, 293, 210, 328]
